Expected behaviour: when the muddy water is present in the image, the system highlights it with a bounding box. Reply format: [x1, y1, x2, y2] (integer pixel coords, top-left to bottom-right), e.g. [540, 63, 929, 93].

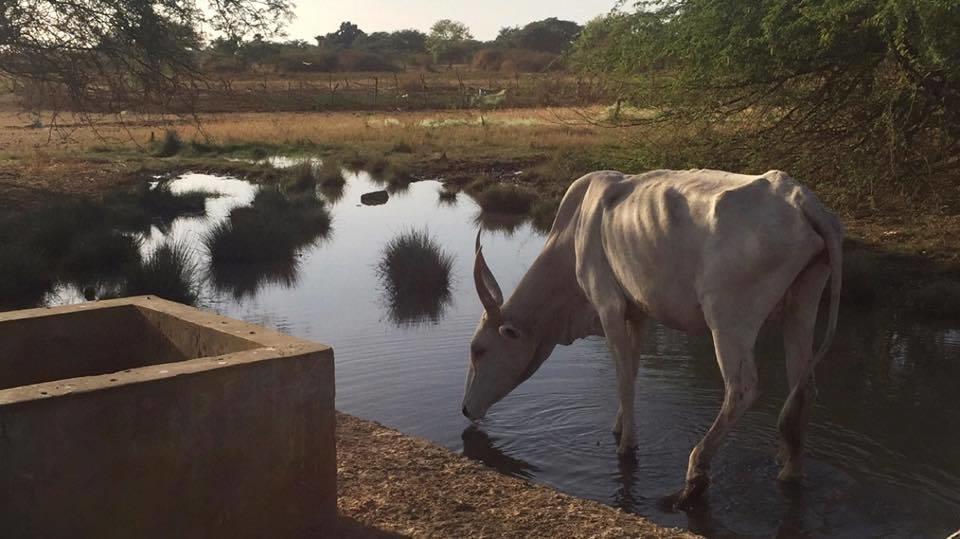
[36, 171, 960, 537]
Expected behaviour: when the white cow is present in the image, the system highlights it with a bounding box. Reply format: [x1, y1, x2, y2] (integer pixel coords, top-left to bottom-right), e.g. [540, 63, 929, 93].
[462, 169, 843, 506]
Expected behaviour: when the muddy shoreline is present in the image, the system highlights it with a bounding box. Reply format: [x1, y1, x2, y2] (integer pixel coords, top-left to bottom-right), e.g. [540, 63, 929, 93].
[335, 412, 698, 538]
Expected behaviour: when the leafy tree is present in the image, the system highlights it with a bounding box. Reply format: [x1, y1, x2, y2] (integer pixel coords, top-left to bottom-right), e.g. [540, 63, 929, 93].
[326, 21, 366, 49]
[573, 0, 960, 189]
[1, 0, 293, 111]
[426, 19, 473, 65]
[497, 18, 581, 53]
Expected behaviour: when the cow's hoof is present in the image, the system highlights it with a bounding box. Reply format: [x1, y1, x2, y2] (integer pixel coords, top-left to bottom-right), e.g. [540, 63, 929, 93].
[672, 476, 709, 510]
[616, 436, 636, 455]
[777, 464, 804, 483]
[775, 444, 788, 465]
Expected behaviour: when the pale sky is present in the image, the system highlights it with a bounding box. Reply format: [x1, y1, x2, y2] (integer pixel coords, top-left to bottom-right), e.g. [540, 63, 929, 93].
[286, 1, 619, 42]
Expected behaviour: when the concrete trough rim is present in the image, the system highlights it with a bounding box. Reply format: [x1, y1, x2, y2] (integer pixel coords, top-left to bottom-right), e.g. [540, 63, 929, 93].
[0, 295, 332, 406]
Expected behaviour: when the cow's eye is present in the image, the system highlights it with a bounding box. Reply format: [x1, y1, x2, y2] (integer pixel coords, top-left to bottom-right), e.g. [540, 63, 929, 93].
[471, 344, 485, 357]
[499, 324, 521, 340]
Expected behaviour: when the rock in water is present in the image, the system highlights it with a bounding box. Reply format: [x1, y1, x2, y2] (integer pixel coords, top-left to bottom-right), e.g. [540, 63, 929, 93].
[361, 190, 389, 206]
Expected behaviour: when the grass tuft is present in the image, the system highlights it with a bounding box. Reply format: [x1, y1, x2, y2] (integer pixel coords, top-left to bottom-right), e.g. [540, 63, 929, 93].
[126, 241, 200, 305]
[155, 129, 183, 157]
[317, 160, 346, 188]
[376, 229, 454, 326]
[367, 155, 390, 177]
[204, 187, 332, 264]
[60, 231, 141, 277]
[0, 241, 53, 308]
[438, 184, 459, 205]
[285, 161, 318, 192]
[390, 140, 414, 153]
[530, 198, 560, 234]
[208, 259, 301, 300]
[468, 182, 536, 214]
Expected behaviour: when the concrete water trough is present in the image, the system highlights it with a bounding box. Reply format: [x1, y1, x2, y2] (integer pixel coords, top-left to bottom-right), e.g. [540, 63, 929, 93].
[0, 296, 336, 538]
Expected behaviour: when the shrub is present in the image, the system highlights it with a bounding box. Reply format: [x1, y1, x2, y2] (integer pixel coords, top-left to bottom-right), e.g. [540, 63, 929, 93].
[385, 163, 415, 192]
[530, 198, 560, 234]
[0, 241, 53, 307]
[335, 49, 397, 72]
[376, 229, 454, 326]
[390, 141, 414, 154]
[274, 50, 338, 72]
[472, 49, 505, 70]
[155, 129, 183, 157]
[317, 160, 346, 188]
[60, 230, 140, 277]
[367, 155, 390, 177]
[472, 48, 559, 72]
[438, 185, 459, 205]
[469, 183, 536, 214]
[472, 211, 528, 236]
[137, 182, 208, 222]
[126, 242, 199, 305]
[27, 200, 112, 258]
[342, 152, 368, 172]
[204, 188, 331, 264]
[208, 259, 301, 300]
[103, 181, 211, 233]
[285, 161, 318, 192]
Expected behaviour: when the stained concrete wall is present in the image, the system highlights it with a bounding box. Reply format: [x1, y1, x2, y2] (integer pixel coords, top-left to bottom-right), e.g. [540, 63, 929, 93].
[0, 305, 187, 390]
[0, 297, 336, 538]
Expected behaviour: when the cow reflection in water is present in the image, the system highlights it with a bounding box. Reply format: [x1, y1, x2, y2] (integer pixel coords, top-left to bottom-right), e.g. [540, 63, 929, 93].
[460, 426, 538, 480]
[461, 169, 844, 507]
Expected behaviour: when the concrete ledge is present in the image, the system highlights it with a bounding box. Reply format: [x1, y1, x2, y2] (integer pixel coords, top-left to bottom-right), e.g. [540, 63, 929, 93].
[0, 296, 336, 538]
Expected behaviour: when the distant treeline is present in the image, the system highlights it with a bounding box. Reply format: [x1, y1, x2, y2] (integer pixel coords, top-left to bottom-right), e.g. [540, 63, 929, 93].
[202, 18, 582, 74]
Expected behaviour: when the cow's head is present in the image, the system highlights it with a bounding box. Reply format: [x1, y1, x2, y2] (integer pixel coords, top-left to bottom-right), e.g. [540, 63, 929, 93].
[462, 232, 543, 420]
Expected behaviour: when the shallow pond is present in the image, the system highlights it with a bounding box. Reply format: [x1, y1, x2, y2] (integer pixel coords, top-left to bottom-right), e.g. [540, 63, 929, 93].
[17, 170, 960, 537]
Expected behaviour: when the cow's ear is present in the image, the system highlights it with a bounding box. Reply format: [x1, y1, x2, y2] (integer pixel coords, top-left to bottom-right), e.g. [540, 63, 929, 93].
[498, 323, 522, 340]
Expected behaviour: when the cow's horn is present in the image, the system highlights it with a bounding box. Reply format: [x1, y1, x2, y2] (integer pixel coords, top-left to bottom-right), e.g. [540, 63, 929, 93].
[474, 230, 503, 320]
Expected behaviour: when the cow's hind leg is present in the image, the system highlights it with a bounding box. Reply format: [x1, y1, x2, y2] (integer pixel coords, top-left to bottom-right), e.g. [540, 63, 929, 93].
[778, 261, 830, 481]
[677, 324, 761, 507]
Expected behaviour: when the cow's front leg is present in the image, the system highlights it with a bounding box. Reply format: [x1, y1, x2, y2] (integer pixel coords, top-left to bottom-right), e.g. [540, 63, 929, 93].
[601, 310, 640, 455]
[614, 351, 639, 455]
[612, 318, 644, 437]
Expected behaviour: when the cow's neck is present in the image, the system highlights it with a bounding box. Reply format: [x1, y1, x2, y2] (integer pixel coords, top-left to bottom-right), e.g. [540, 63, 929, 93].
[502, 235, 598, 346]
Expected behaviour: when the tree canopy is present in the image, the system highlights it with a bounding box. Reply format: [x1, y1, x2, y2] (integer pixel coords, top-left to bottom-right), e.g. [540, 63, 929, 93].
[496, 17, 582, 53]
[1, 0, 293, 110]
[572, 0, 960, 185]
[426, 19, 474, 65]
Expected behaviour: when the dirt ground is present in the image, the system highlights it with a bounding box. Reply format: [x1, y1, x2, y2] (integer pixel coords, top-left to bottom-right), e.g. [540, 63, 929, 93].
[335, 412, 698, 539]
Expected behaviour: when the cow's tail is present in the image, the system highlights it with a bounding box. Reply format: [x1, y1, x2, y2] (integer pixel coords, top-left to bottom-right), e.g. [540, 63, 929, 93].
[799, 189, 844, 368]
